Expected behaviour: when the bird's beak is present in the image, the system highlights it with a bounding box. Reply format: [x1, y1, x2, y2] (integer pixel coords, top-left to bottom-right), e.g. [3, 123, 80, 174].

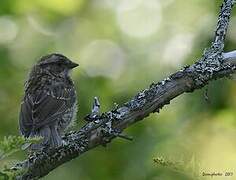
[69, 61, 79, 69]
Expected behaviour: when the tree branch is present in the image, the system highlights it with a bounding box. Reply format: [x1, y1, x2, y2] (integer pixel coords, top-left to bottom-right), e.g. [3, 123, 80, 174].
[213, 0, 234, 48]
[223, 50, 236, 63]
[10, 0, 236, 179]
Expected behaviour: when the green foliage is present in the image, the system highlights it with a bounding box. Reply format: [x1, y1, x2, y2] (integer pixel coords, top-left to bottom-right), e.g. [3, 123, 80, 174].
[153, 156, 200, 179]
[0, 172, 8, 180]
[0, 166, 27, 180]
[0, 135, 41, 160]
[0, 136, 42, 179]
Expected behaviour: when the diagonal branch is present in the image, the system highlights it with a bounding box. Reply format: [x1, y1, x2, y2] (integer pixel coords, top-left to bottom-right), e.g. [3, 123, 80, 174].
[10, 0, 236, 179]
[213, 0, 234, 49]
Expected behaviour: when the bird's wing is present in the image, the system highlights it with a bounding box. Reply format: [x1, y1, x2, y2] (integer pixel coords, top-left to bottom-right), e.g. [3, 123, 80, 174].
[19, 84, 75, 137]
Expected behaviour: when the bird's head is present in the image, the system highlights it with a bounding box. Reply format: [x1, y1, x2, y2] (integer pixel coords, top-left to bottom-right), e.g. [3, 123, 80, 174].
[37, 53, 79, 76]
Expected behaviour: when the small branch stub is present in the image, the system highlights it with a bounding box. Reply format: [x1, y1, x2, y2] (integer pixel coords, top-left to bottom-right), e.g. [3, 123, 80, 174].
[84, 97, 101, 122]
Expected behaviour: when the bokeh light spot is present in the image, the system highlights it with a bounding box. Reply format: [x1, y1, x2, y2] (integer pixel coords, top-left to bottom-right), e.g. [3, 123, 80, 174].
[0, 16, 18, 44]
[79, 40, 126, 79]
[162, 33, 194, 67]
[116, 0, 162, 38]
[27, 15, 55, 36]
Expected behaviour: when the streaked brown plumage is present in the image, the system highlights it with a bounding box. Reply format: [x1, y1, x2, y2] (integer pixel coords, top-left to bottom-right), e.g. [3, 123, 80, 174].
[19, 53, 78, 150]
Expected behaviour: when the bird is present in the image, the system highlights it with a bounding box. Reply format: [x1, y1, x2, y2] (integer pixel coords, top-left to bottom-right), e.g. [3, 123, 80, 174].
[19, 53, 79, 150]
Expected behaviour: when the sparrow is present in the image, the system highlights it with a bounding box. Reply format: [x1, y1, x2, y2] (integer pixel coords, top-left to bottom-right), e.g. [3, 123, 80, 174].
[19, 53, 79, 150]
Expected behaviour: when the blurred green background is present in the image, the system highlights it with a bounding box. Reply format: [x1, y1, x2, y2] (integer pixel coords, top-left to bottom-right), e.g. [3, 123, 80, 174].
[0, 0, 236, 179]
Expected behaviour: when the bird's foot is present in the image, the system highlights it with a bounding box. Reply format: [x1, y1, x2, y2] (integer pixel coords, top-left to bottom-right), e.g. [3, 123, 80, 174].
[84, 97, 132, 146]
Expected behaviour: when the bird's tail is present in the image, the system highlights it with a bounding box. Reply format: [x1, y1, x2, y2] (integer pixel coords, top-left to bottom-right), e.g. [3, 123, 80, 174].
[29, 125, 62, 151]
